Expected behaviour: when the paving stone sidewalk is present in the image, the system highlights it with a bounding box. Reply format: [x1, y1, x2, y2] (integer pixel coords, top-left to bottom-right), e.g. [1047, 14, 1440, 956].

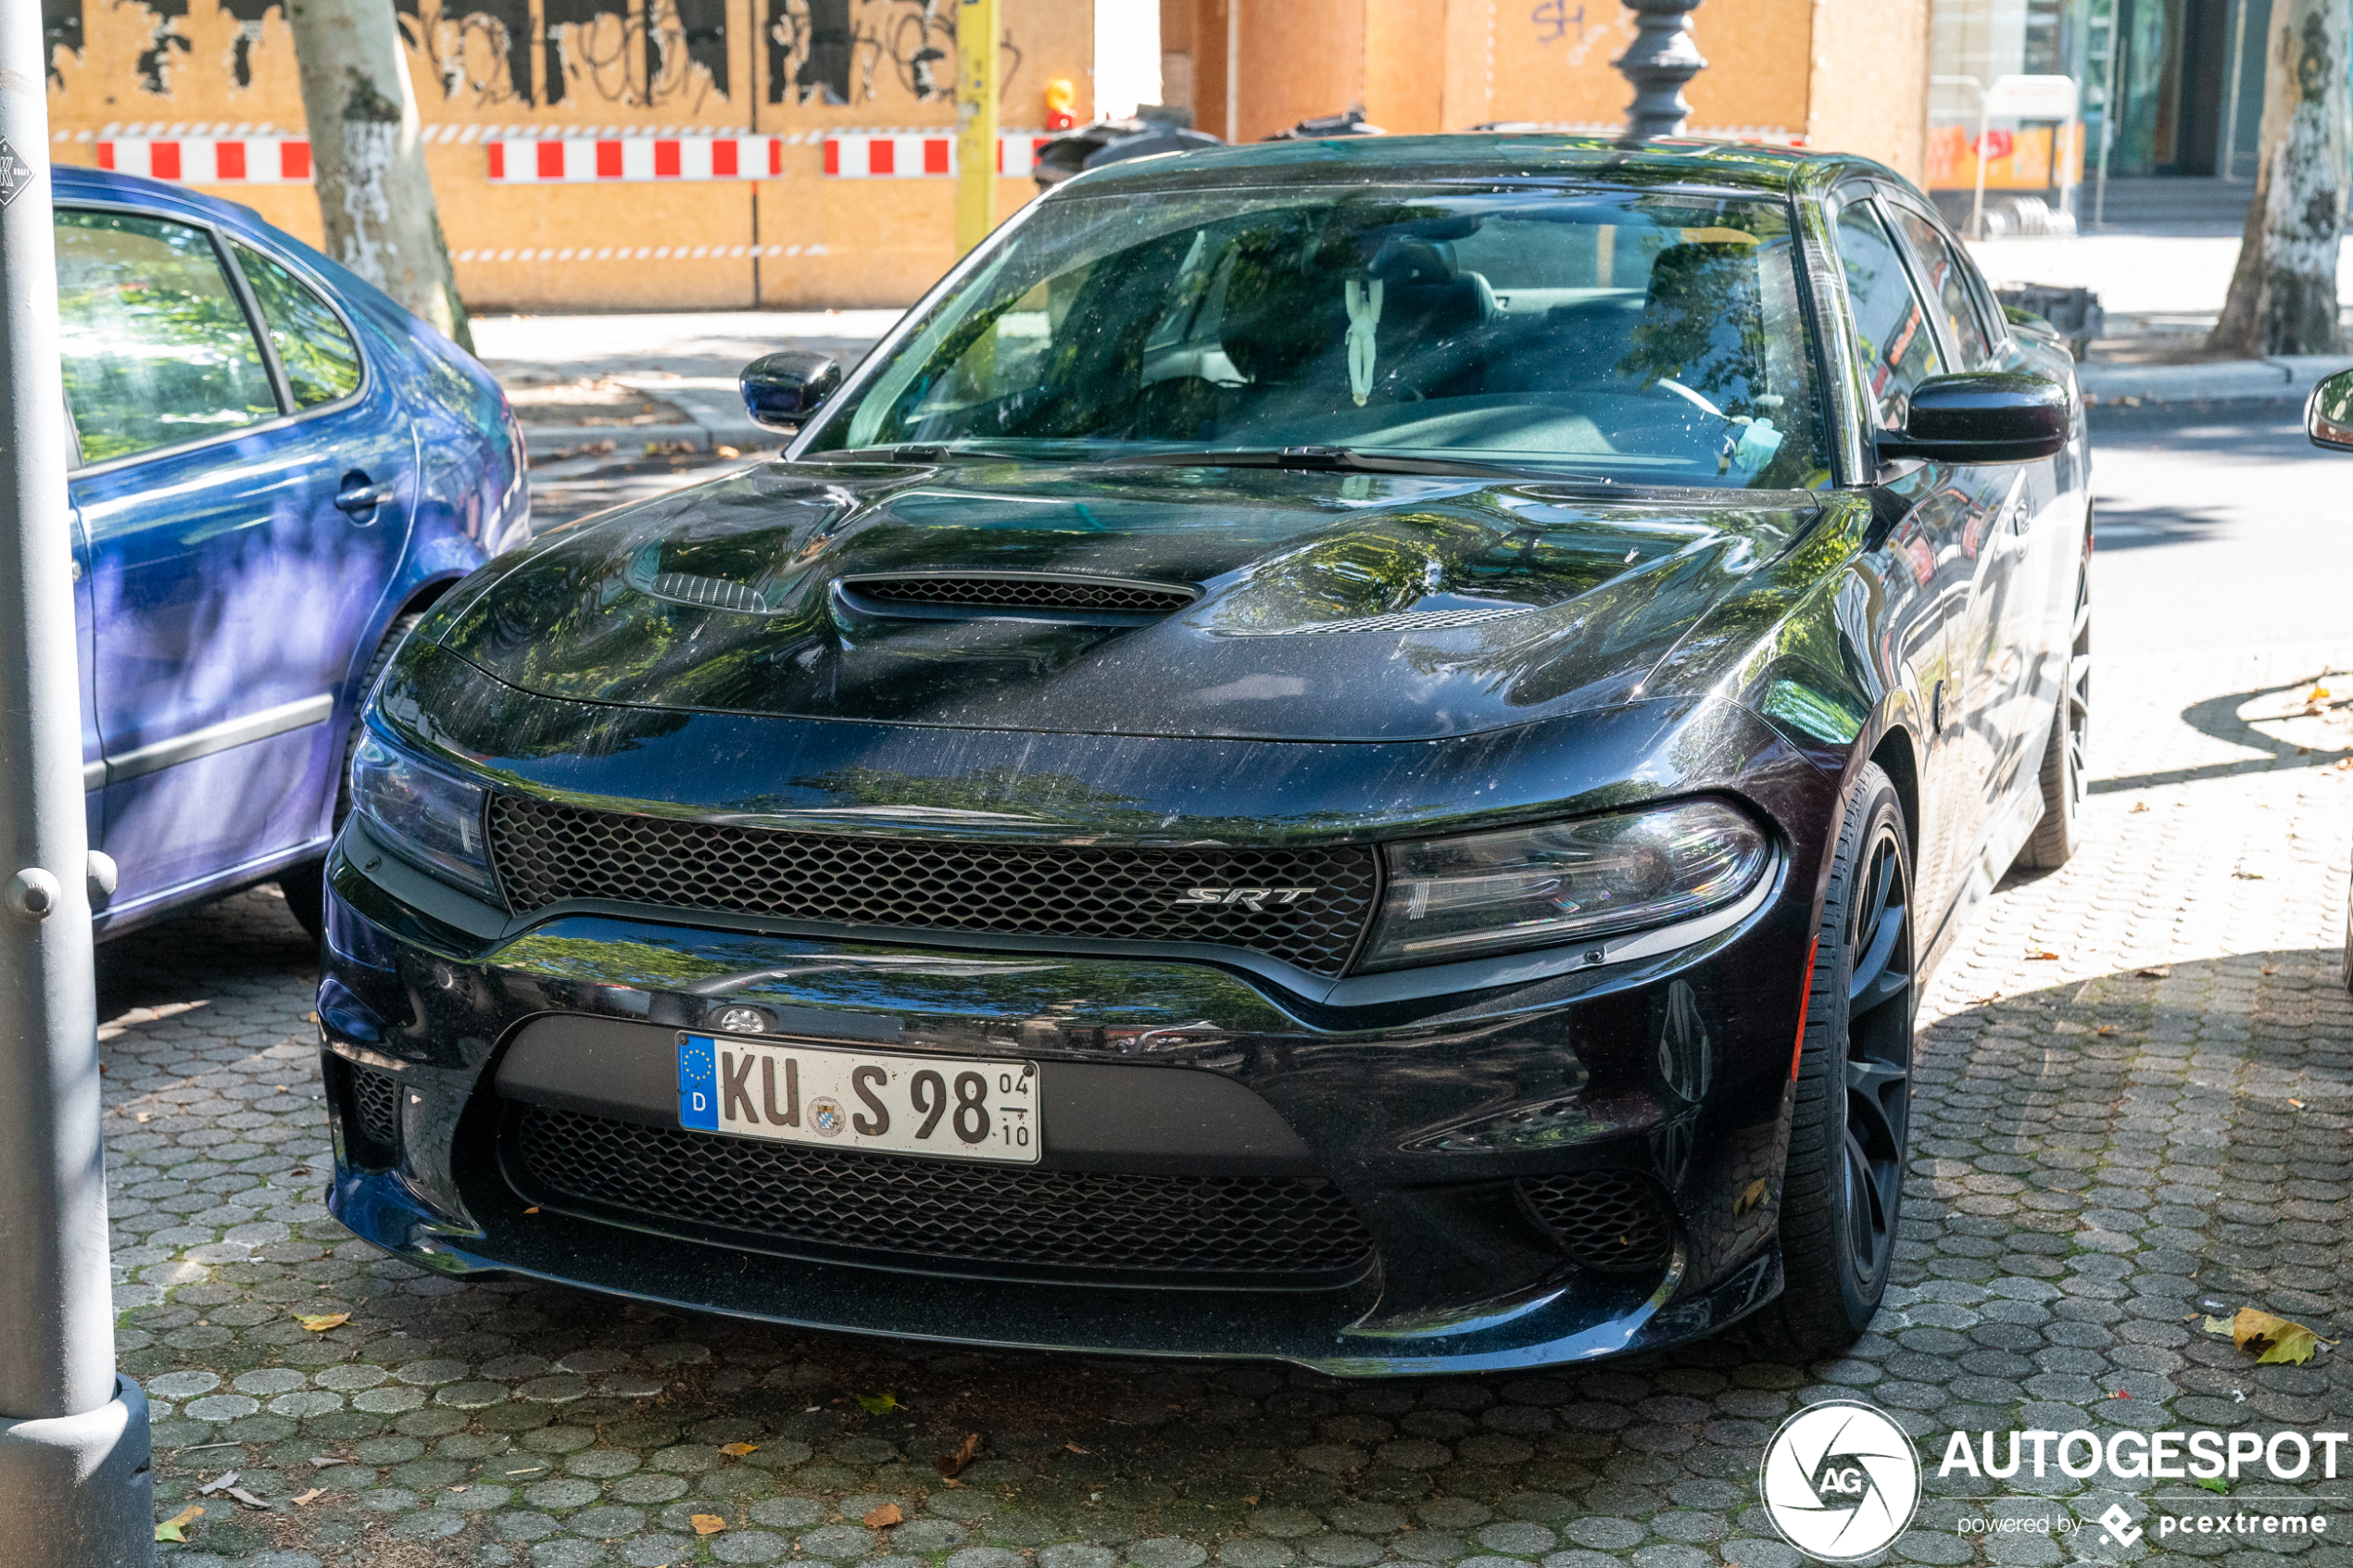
[108, 430, 2353, 1568]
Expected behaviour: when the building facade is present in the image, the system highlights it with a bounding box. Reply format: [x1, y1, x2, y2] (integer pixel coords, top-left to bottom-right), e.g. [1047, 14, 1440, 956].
[41, 0, 1938, 312]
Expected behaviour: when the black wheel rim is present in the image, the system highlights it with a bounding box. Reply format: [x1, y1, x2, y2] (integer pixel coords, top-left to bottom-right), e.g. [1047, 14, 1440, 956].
[1841, 822, 1914, 1291]
[2062, 568, 2090, 809]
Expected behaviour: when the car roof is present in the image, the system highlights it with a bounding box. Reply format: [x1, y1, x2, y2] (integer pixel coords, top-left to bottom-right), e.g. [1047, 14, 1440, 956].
[52, 164, 278, 228]
[1049, 131, 1890, 202]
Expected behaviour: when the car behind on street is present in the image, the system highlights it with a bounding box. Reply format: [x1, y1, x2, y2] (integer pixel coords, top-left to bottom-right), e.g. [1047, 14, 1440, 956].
[57, 168, 527, 938]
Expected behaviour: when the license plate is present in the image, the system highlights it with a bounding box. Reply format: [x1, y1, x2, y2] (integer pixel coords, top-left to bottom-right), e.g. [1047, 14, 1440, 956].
[676, 1034, 1040, 1164]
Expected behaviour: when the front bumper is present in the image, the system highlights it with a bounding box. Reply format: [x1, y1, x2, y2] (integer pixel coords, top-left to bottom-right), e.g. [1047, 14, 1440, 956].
[318, 822, 1812, 1374]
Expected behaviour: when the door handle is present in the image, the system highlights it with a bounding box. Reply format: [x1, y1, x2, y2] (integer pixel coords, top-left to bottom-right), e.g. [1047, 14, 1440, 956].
[334, 479, 396, 517]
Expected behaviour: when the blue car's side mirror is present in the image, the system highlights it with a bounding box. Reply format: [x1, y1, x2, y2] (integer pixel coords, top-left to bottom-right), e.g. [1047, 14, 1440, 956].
[740, 351, 842, 432]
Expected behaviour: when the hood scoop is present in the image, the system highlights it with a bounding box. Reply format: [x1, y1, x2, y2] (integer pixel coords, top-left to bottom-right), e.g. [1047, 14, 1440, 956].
[836, 572, 1200, 625]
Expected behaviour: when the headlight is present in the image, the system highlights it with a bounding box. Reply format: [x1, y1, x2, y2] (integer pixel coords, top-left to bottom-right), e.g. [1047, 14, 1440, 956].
[1360, 799, 1770, 971]
[350, 729, 497, 901]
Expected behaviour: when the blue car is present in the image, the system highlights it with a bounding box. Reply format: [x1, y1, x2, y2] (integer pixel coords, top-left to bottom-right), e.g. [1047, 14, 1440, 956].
[55, 169, 527, 938]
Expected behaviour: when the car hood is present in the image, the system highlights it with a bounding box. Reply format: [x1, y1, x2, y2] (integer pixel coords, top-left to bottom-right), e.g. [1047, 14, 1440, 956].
[434, 458, 1821, 743]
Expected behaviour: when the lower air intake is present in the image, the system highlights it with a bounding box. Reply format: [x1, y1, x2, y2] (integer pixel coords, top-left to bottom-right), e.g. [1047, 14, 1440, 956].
[343, 1061, 401, 1160]
[507, 1105, 1377, 1284]
[1518, 1169, 1676, 1273]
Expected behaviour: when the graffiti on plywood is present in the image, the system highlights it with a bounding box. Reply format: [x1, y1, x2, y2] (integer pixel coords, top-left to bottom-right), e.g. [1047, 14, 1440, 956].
[764, 0, 1018, 108]
[397, 0, 537, 107]
[42, 0, 82, 87]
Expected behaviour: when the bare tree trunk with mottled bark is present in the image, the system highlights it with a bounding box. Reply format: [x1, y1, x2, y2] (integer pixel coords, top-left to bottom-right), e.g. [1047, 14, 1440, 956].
[2211, 0, 2351, 358]
[285, 0, 472, 351]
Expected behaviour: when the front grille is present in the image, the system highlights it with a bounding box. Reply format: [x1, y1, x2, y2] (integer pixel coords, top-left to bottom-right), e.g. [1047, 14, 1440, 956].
[343, 1061, 401, 1159]
[847, 574, 1197, 615]
[488, 795, 1378, 977]
[1519, 1170, 1675, 1273]
[509, 1105, 1377, 1282]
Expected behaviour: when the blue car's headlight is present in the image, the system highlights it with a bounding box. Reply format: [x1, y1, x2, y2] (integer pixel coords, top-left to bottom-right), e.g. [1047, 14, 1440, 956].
[350, 729, 497, 901]
[1359, 799, 1770, 971]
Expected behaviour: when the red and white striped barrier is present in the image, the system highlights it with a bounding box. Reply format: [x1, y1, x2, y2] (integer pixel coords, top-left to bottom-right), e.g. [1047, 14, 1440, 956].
[96, 136, 310, 183]
[87, 127, 1057, 187]
[484, 135, 783, 183]
[822, 132, 1052, 179]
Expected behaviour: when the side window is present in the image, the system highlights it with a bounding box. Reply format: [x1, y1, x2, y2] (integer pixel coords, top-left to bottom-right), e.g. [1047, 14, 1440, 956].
[1885, 207, 1994, 369]
[233, 242, 363, 407]
[54, 210, 280, 465]
[1832, 199, 1946, 432]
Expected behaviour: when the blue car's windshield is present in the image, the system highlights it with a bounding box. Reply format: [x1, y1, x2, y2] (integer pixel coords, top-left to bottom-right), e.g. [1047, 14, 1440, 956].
[803, 183, 1831, 488]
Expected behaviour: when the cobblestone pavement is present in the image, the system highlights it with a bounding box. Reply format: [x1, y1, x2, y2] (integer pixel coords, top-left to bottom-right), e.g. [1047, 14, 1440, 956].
[114, 410, 2353, 1566]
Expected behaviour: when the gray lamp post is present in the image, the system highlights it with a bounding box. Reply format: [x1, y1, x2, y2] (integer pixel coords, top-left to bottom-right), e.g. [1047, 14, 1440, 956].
[0, 4, 156, 1563]
[1617, 0, 1708, 142]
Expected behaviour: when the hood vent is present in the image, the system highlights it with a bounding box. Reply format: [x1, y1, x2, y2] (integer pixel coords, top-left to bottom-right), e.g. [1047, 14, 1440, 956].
[837, 572, 1200, 624]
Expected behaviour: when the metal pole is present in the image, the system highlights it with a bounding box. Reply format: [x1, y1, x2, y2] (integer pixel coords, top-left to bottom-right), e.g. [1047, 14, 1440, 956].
[1225, 0, 1240, 144]
[1973, 87, 1991, 239]
[1616, 0, 1708, 142]
[2095, 3, 2120, 226]
[0, 6, 153, 1562]
[954, 0, 1000, 253]
[2222, 0, 2251, 181]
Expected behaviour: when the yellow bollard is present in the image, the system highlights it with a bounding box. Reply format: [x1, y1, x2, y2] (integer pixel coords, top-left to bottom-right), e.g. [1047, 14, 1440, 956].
[955, 0, 1001, 254]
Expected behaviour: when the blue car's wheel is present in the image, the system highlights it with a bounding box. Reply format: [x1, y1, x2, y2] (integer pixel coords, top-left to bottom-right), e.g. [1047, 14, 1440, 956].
[277, 612, 422, 944]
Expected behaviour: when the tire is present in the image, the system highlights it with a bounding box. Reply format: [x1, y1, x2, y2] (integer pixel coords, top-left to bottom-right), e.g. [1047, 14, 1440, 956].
[2018, 559, 2090, 870]
[277, 612, 422, 944]
[1745, 761, 1916, 1359]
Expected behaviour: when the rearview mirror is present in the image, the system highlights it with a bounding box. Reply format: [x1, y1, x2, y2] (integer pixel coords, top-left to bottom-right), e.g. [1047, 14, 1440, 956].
[2309, 367, 2353, 450]
[740, 351, 842, 432]
[1877, 372, 2070, 466]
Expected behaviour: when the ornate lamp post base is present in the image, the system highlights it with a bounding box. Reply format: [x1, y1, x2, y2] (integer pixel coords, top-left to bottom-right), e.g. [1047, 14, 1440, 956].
[1617, 0, 1708, 142]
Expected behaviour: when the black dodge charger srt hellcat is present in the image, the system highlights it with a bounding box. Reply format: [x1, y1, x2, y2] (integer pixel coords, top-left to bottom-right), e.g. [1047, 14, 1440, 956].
[317, 135, 2090, 1373]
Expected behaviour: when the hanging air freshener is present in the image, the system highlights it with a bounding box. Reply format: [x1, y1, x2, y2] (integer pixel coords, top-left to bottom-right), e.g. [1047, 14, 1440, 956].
[1344, 277, 1384, 407]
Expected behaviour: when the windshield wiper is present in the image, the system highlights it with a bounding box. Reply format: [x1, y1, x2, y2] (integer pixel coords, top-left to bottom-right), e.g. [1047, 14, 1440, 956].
[1095, 445, 1580, 482]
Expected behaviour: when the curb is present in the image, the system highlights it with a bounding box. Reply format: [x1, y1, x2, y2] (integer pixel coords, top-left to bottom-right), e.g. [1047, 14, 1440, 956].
[2080, 353, 2353, 408]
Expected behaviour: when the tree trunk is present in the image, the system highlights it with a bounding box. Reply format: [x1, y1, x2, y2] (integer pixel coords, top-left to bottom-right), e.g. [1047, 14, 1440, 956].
[2210, 0, 2351, 358]
[285, 0, 472, 352]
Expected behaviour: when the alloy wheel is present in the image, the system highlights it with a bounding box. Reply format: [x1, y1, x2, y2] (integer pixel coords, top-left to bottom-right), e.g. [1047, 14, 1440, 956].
[1840, 821, 1914, 1291]
[2061, 568, 2091, 811]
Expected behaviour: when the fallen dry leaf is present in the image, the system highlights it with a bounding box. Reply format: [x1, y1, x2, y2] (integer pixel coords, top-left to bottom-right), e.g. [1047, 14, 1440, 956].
[719, 1442, 760, 1457]
[155, 1504, 204, 1542]
[716, 445, 741, 458]
[197, 1472, 239, 1496]
[2233, 1308, 2324, 1365]
[2137, 966, 2171, 979]
[854, 1391, 900, 1414]
[2131, 800, 2150, 811]
[1065, 1442, 1089, 1454]
[226, 1486, 269, 1509]
[2264, 966, 2280, 975]
[2025, 948, 2059, 961]
[690, 1512, 727, 1535]
[863, 1503, 904, 1529]
[291, 1488, 324, 1507]
[935, 1432, 981, 1480]
[2095, 1025, 2116, 1036]
[522, 1206, 539, 1215]
[1734, 1177, 1768, 1217]
[296, 1312, 349, 1333]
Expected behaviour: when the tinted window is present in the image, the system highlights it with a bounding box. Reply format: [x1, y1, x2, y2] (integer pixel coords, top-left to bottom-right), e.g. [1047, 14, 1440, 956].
[234, 242, 361, 407]
[55, 211, 279, 464]
[1885, 207, 1993, 368]
[812, 187, 1833, 489]
[1833, 199, 1945, 431]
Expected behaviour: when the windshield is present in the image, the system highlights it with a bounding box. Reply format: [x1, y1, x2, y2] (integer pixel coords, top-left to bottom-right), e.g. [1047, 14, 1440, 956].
[803, 183, 1831, 488]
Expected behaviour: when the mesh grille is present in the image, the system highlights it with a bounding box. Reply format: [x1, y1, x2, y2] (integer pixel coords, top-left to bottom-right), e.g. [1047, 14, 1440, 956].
[488, 796, 1377, 976]
[346, 1063, 400, 1156]
[1519, 1170, 1675, 1273]
[849, 576, 1196, 614]
[510, 1105, 1377, 1281]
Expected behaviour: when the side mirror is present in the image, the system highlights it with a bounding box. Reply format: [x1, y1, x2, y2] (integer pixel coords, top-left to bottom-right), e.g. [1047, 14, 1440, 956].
[740, 351, 842, 432]
[1876, 371, 2070, 466]
[2309, 367, 2353, 450]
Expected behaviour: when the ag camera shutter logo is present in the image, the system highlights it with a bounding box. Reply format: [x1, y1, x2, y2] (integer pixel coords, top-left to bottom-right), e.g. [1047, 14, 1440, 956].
[1758, 1400, 1921, 1562]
